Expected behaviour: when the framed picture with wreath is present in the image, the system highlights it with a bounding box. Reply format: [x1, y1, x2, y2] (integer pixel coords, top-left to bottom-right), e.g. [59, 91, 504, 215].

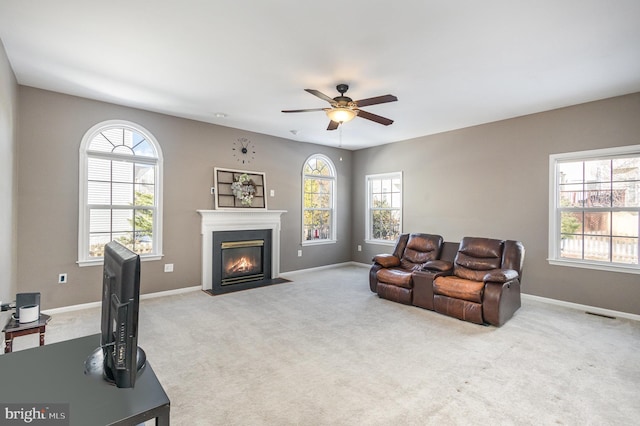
[214, 167, 267, 209]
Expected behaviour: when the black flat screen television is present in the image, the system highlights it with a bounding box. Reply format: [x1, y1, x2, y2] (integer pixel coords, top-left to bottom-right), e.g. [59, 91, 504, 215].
[85, 240, 146, 388]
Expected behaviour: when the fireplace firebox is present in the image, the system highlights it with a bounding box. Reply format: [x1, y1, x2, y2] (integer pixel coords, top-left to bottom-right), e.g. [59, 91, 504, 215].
[221, 240, 264, 285]
[212, 229, 272, 294]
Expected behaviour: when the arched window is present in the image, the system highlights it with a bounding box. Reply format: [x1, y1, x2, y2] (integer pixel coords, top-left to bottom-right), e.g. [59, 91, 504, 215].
[302, 154, 336, 244]
[78, 120, 163, 266]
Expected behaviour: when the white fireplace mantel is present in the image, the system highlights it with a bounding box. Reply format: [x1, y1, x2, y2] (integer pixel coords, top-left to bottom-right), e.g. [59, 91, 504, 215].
[197, 210, 287, 291]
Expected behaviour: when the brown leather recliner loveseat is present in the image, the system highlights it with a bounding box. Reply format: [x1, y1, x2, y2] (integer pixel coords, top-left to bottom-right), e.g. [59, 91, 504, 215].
[370, 235, 525, 327]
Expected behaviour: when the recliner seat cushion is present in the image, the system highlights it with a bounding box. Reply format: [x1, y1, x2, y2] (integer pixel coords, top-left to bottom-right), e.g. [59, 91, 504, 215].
[433, 276, 485, 303]
[376, 268, 413, 289]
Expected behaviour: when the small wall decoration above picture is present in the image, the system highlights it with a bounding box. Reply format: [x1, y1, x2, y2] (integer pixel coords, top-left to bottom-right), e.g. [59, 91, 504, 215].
[214, 168, 266, 209]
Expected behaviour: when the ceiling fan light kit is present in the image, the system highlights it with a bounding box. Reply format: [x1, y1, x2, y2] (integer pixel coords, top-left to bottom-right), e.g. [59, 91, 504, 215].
[282, 84, 397, 131]
[326, 107, 357, 123]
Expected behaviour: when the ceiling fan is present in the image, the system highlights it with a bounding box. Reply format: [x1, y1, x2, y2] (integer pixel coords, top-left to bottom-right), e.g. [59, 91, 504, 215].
[282, 84, 398, 131]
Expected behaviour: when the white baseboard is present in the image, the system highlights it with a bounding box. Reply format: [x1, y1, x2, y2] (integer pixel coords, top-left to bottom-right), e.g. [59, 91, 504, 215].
[140, 285, 201, 300]
[280, 261, 369, 278]
[42, 285, 201, 315]
[42, 300, 102, 315]
[522, 293, 640, 322]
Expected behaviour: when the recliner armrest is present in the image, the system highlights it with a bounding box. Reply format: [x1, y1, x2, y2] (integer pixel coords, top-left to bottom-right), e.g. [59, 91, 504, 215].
[422, 260, 453, 273]
[372, 254, 401, 268]
[483, 269, 519, 283]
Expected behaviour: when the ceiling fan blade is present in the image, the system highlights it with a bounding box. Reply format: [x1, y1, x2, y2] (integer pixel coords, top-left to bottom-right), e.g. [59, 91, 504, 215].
[357, 109, 394, 126]
[354, 94, 398, 107]
[327, 120, 340, 131]
[281, 108, 327, 113]
[305, 89, 336, 104]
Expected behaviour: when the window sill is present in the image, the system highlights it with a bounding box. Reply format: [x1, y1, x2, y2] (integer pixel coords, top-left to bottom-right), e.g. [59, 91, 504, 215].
[548, 258, 640, 275]
[77, 254, 164, 267]
[302, 240, 337, 246]
[365, 239, 396, 246]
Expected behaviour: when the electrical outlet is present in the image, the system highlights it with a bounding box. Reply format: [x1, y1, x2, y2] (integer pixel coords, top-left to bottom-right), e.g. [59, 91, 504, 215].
[358, 245, 362, 251]
[58, 273, 67, 284]
[164, 264, 174, 272]
[297, 249, 302, 257]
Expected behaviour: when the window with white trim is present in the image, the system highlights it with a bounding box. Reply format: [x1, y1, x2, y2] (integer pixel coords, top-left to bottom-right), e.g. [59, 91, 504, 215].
[78, 120, 163, 266]
[302, 154, 336, 244]
[549, 145, 640, 274]
[366, 172, 402, 244]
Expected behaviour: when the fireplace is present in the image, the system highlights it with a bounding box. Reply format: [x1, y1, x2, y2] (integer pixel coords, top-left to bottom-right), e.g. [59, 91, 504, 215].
[212, 229, 272, 294]
[197, 209, 286, 293]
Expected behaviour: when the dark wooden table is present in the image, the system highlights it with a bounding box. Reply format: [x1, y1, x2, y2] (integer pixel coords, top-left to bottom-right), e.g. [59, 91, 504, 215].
[2, 313, 51, 353]
[0, 333, 170, 425]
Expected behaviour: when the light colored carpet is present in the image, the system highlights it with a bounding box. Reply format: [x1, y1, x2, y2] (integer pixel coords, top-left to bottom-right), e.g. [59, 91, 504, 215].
[15, 265, 640, 425]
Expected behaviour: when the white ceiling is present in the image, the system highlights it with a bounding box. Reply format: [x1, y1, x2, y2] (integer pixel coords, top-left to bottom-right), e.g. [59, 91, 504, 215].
[1, 1, 639, 150]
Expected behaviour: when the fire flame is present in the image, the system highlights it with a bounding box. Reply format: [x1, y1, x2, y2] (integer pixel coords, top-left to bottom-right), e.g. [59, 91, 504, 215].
[237, 257, 251, 271]
[227, 256, 255, 274]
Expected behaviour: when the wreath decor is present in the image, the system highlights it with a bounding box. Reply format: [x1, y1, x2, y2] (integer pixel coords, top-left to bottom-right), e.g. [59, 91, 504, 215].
[230, 173, 256, 206]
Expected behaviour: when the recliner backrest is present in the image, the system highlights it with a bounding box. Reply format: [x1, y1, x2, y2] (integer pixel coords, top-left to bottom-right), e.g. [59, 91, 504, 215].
[453, 237, 504, 281]
[400, 233, 443, 270]
[392, 234, 410, 259]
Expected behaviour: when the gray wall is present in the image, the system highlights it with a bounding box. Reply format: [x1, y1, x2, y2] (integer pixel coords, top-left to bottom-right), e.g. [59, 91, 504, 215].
[12, 83, 640, 315]
[0, 39, 18, 321]
[351, 93, 640, 315]
[17, 87, 352, 309]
